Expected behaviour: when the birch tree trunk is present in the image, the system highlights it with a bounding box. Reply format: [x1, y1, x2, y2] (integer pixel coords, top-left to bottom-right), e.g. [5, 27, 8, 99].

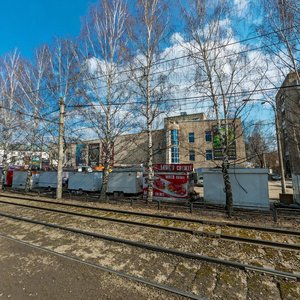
[79, 0, 131, 202]
[127, 0, 170, 203]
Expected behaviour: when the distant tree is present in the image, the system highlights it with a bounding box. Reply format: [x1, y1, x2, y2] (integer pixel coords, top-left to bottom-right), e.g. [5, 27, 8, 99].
[245, 122, 270, 168]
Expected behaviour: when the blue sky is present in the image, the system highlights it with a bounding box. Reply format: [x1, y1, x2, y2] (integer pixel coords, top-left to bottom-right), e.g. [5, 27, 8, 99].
[0, 0, 94, 58]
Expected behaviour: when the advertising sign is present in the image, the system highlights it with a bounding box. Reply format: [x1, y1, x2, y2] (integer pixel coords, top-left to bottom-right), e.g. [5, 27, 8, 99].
[88, 143, 100, 167]
[31, 157, 40, 166]
[212, 125, 236, 160]
[143, 172, 189, 200]
[76, 144, 87, 166]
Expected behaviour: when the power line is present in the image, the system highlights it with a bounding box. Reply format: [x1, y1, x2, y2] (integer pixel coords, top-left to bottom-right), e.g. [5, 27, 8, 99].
[0, 81, 298, 125]
[78, 36, 299, 94]
[66, 83, 300, 108]
[0, 106, 59, 124]
[144, 24, 300, 67]
[0, 24, 298, 105]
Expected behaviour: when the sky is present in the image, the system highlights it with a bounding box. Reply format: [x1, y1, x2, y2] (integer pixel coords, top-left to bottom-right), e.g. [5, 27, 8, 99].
[0, 0, 94, 58]
[0, 0, 253, 58]
[0, 0, 281, 136]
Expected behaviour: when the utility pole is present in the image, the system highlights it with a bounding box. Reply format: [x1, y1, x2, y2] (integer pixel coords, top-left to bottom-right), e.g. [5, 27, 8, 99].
[274, 107, 287, 194]
[56, 97, 65, 200]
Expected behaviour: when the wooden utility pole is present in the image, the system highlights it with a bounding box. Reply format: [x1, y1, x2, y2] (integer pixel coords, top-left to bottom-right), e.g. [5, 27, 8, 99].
[56, 97, 65, 200]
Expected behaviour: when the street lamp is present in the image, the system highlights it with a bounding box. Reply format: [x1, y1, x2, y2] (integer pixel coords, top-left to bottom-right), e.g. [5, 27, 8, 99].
[243, 99, 287, 194]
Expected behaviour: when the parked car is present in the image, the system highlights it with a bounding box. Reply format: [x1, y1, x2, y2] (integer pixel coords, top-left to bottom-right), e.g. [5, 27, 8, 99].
[270, 174, 281, 181]
[196, 175, 203, 187]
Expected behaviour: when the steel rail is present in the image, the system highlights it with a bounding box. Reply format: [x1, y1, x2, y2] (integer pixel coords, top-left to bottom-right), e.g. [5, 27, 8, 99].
[0, 211, 299, 282]
[1, 193, 300, 236]
[0, 199, 299, 251]
[0, 233, 205, 300]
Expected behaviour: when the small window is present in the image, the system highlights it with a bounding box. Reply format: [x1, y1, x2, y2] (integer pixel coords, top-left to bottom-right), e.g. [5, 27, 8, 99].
[189, 150, 195, 161]
[206, 150, 213, 160]
[189, 132, 195, 143]
[205, 131, 212, 142]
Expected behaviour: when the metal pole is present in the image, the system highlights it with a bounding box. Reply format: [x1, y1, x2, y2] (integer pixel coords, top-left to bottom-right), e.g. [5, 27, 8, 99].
[56, 97, 65, 200]
[274, 106, 287, 194]
[243, 98, 287, 194]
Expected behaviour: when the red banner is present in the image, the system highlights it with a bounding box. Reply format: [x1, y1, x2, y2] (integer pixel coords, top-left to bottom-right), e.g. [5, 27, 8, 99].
[143, 173, 189, 200]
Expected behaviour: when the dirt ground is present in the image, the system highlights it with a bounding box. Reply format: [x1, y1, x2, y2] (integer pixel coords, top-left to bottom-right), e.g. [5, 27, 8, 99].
[0, 236, 183, 300]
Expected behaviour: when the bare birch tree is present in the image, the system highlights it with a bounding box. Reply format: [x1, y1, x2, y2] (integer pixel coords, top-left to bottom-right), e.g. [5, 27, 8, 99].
[259, 0, 299, 81]
[78, 0, 134, 201]
[17, 46, 51, 191]
[127, 0, 172, 203]
[182, 0, 263, 216]
[45, 39, 82, 199]
[258, 0, 300, 177]
[0, 50, 24, 190]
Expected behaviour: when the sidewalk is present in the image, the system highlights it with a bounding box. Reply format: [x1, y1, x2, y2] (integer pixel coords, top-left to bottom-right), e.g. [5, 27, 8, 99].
[268, 180, 293, 200]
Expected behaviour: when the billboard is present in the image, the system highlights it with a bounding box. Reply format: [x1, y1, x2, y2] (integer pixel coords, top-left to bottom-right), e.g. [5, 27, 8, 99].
[88, 143, 100, 167]
[143, 173, 190, 200]
[212, 125, 236, 160]
[76, 144, 87, 166]
[143, 164, 194, 201]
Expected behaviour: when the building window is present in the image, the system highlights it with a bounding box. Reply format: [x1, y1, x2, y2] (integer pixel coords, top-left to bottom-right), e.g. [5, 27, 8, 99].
[171, 146, 180, 163]
[189, 150, 195, 161]
[206, 150, 213, 160]
[188, 132, 195, 143]
[205, 131, 212, 142]
[170, 129, 179, 146]
[170, 129, 180, 163]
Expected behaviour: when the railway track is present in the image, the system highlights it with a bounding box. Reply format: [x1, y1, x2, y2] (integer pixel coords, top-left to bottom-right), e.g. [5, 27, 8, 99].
[0, 197, 300, 252]
[1, 193, 300, 236]
[1, 194, 300, 299]
[0, 194, 299, 260]
[5, 188, 300, 223]
[0, 210, 299, 283]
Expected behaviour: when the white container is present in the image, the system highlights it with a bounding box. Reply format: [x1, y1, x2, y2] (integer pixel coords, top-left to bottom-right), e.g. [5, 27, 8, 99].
[38, 171, 57, 188]
[108, 169, 143, 194]
[203, 168, 270, 210]
[68, 172, 102, 192]
[12, 171, 40, 190]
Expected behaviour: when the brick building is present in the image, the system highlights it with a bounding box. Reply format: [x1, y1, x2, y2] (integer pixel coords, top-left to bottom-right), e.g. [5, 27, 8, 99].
[276, 71, 300, 176]
[66, 112, 246, 169]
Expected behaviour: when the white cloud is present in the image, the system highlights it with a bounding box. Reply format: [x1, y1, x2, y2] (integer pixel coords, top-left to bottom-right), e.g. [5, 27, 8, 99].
[234, 0, 249, 17]
[170, 32, 185, 45]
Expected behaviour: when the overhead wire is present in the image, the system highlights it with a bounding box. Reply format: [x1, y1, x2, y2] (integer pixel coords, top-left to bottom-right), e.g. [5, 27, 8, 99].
[0, 24, 298, 105]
